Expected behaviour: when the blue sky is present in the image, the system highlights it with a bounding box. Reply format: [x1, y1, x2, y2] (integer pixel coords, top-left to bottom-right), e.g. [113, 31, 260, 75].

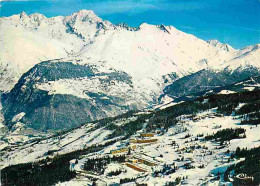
[0, 0, 259, 49]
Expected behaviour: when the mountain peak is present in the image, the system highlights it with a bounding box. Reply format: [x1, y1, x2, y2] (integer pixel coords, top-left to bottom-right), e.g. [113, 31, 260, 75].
[158, 24, 171, 34]
[241, 43, 260, 52]
[207, 39, 219, 45]
[116, 23, 139, 31]
[252, 44, 260, 50]
[75, 9, 95, 17]
[207, 39, 236, 52]
[28, 13, 47, 21]
[19, 11, 28, 19]
[66, 9, 101, 22]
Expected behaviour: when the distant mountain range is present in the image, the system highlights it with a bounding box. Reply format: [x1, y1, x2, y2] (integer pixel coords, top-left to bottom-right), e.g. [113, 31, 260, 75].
[1, 10, 260, 132]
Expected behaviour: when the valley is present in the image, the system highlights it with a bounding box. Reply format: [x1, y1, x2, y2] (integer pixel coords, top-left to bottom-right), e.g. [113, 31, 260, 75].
[1, 89, 260, 185]
[1, 10, 260, 133]
[0, 9, 260, 186]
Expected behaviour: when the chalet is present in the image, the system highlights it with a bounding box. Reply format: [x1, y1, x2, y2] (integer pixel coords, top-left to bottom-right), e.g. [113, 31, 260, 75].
[140, 133, 154, 138]
[137, 158, 157, 166]
[110, 148, 128, 154]
[132, 154, 158, 166]
[129, 158, 139, 164]
[125, 162, 147, 172]
[130, 138, 158, 144]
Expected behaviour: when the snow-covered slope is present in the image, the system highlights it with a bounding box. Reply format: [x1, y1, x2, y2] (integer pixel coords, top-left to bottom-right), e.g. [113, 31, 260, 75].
[1, 89, 260, 185]
[2, 58, 148, 131]
[1, 10, 260, 132]
[163, 66, 260, 99]
[0, 10, 110, 92]
[207, 39, 236, 52]
[1, 10, 259, 93]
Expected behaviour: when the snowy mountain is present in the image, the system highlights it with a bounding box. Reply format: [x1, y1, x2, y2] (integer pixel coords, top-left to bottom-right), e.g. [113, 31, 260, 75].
[207, 39, 236, 52]
[1, 9, 260, 186]
[2, 58, 150, 131]
[1, 10, 260, 132]
[163, 65, 260, 99]
[1, 9, 260, 93]
[0, 10, 108, 92]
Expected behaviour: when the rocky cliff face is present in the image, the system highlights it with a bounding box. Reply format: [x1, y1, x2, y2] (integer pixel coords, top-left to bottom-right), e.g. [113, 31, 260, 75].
[2, 59, 140, 131]
[163, 66, 260, 99]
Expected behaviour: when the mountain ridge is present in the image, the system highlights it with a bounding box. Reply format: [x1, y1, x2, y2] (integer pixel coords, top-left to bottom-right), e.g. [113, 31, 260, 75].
[1, 9, 259, 93]
[1, 9, 260, 132]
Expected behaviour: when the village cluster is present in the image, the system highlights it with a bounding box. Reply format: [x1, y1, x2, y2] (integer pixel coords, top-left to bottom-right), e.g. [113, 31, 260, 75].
[2, 109, 258, 186]
[69, 114, 246, 186]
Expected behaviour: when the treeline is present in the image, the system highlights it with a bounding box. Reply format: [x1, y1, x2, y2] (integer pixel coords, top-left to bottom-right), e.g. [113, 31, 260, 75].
[153, 164, 177, 177]
[106, 113, 151, 138]
[107, 169, 123, 176]
[2, 85, 260, 186]
[83, 155, 125, 174]
[147, 89, 260, 132]
[103, 89, 260, 141]
[120, 177, 136, 184]
[1, 155, 76, 186]
[236, 102, 260, 116]
[165, 176, 187, 186]
[36, 89, 260, 151]
[236, 101, 260, 125]
[205, 128, 246, 142]
[224, 146, 260, 185]
[1, 138, 122, 186]
[240, 112, 260, 125]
